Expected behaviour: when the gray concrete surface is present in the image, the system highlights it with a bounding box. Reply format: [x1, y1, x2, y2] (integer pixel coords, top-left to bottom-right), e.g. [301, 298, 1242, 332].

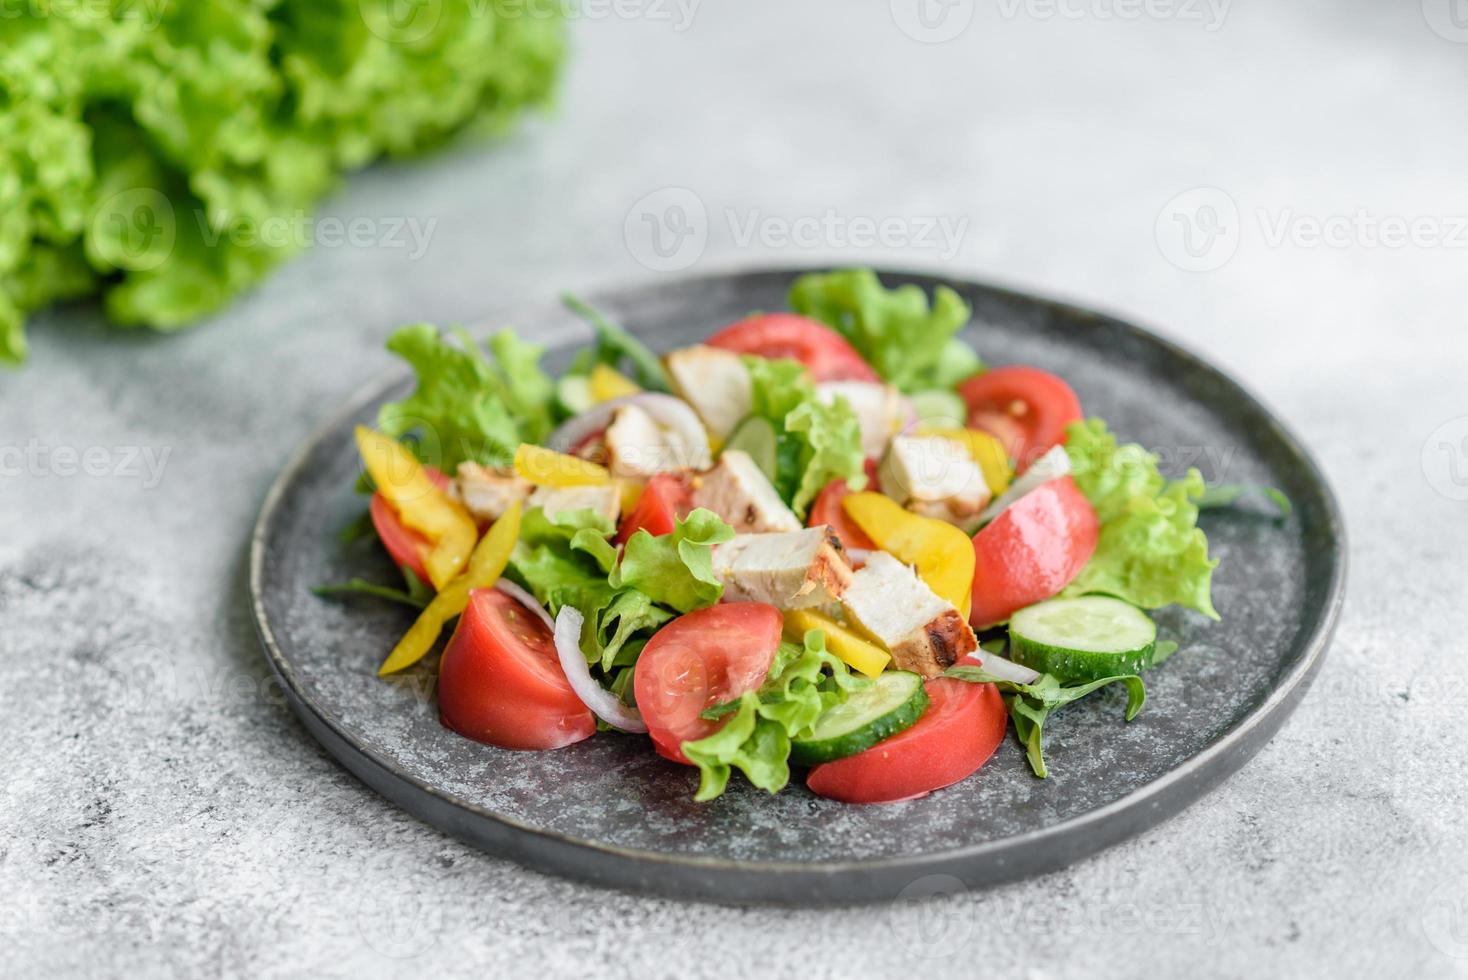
[4, 1, 1467, 976]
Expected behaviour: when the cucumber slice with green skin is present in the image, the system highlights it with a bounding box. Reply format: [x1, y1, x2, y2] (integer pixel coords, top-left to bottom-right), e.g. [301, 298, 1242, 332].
[908, 388, 967, 429]
[789, 671, 928, 766]
[555, 375, 595, 417]
[723, 415, 779, 482]
[1009, 596, 1157, 683]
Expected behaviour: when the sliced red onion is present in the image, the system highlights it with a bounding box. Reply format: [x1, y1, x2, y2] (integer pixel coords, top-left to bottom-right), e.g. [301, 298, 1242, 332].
[493, 580, 554, 631]
[553, 605, 648, 733]
[547, 393, 711, 470]
[976, 445, 1072, 524]
[970, 650, 1042, 685]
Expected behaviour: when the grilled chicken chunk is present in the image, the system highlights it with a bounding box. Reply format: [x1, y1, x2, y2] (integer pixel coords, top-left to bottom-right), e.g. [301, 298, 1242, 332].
[454, 463, 531, 522]
[840, 551, 976, 678]
[526, 483, 622, 525]
[879, 433, 992, 531]
[604, 403, 708, 479]
[691, 449, 802, 533]
[665, 345, 753, 441]
[817, 381, 910, 459]
[712, 527, 853, 609]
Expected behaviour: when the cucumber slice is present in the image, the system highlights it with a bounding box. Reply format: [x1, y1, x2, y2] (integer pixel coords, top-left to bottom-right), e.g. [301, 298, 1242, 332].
[908, 388, 967, 429]
[1009, 596, 1157, 682]
[790, 671, 928, 766]
[723, 415, 778, 482]
[555, 375, 595, 416]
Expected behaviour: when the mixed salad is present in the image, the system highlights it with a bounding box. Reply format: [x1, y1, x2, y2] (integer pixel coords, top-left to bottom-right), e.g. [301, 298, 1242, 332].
[320, 269, 1280, 804]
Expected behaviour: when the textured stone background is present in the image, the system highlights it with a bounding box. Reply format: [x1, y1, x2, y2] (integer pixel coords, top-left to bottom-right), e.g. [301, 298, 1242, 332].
[4, 2, 1467, 977]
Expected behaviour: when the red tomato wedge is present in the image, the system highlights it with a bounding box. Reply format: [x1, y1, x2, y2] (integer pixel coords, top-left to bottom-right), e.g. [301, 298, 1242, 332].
[633, 604, 783, 764]
[806, 677, 1007, 803]
[807, 459, 881, 551]
[616, 472, 694, 544]
[969, 476, 1098, 629]
[959, 366, 1081, 472]
[369, 465, 452, 585]
[706, 312, 879, 382]
[438, 589, 595, 750]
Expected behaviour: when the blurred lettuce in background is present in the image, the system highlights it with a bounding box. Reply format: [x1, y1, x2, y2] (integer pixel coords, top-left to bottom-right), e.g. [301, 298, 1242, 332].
[0, 0, 566, 364]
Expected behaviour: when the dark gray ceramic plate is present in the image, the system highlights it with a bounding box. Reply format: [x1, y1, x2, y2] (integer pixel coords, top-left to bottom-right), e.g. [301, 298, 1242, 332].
[250, 268, 1345, 906]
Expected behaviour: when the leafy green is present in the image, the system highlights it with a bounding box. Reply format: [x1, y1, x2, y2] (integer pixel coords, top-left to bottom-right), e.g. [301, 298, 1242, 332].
[683, 630, 870, 801]
[615, 508, 736, 613]
[561, 293, 672, 391]
[1063, 419, 1220, 619]
[1195, 484, 1293, 518]
[510, 507, 734, 679]
[946, 666, 1146, 778]
[376, 324, 556, 473]
[787, 268, 981, 391]
[1, 5, 565, 364]
[741, 356, 866, 518]
[312, 568, 433, 610]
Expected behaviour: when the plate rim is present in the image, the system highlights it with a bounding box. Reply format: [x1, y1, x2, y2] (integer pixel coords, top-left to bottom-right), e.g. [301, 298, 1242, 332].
[249, 265, 1348, 902]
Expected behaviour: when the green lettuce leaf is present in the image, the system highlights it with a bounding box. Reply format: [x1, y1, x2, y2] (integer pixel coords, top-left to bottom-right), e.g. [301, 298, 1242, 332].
[1063, 419, 1220, 619]
[742, 356, 866, 518]
[2, 5, 565, 364]
[787, 268, 981, 391]
[376, 324, 556, 473]
[682, 630, 869, 801]
[615, 508, 736, 613]
[946, 666, 1146, 778]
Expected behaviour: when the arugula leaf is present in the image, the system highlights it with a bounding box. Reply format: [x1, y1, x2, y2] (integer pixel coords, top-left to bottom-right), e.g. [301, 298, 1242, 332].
[787, 268, 980, 391]
[1063, 419, 1220, 619]
[377, 324, 555, 473]
[683, 630, 869, 801]
[742, 356, 866, 518]
[561, 293, 672, 391]
[615, 508, 736, 613]
[312, 567, 434, 610]
[946, 666, 1145, 778]
[1194, 484, 1293, 518]
[336, 509, 377, 544]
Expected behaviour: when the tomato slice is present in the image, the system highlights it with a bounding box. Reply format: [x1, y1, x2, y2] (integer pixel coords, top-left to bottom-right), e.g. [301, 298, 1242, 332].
[958, 366, 1082, 472]
[969, 476, 1098, 629]
[807, 459, 881, 551]
[633, 603, 783, 764]
[438, 589, 595, 750]
[370, 465, 452, 584]
[706, 312, 879, 382]
[616, 472, 695, 544]
[806, 676, 1007, 803]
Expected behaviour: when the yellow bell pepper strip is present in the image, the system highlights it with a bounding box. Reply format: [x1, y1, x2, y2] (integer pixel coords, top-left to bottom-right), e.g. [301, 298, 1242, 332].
[784, 609, 890, 679]
[926, 428, 1012, 497]
[378, 502, 522, 676]
[589, 363, 642, 403]
[354, 426, 477, 590]
[513, 443, 611, 487]
[615, 477, 645, 518]
[841, 492, 975, 620]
